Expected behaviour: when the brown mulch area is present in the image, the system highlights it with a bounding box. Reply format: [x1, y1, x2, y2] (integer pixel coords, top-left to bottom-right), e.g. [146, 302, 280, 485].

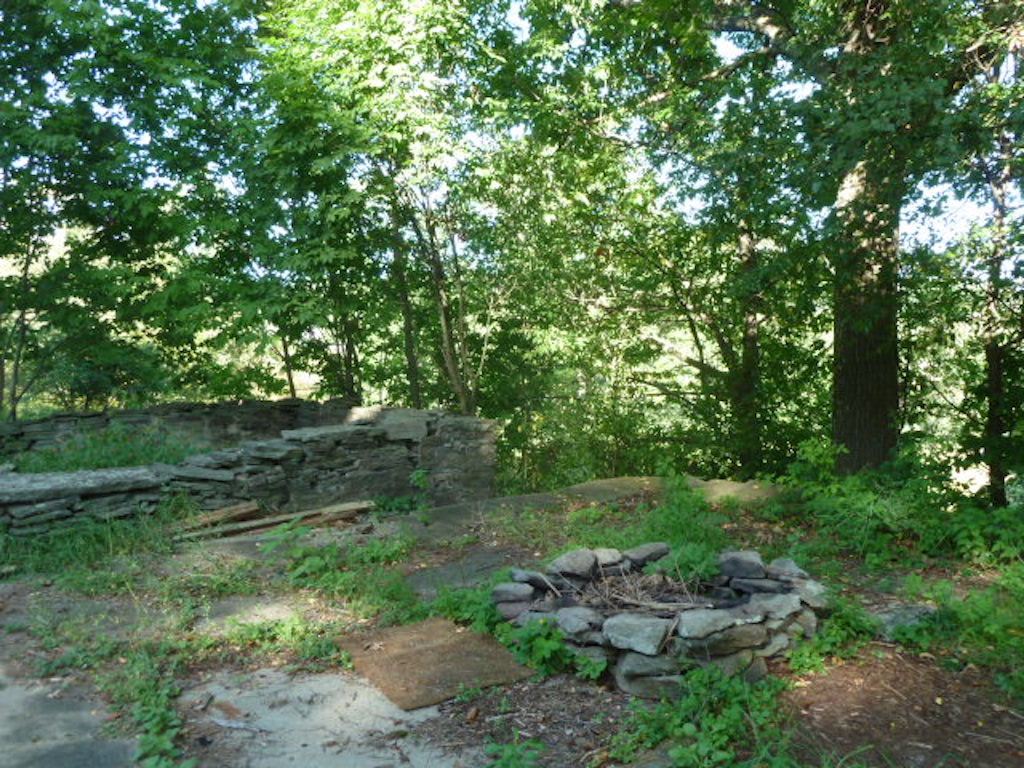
[781, 647, 1024, 768]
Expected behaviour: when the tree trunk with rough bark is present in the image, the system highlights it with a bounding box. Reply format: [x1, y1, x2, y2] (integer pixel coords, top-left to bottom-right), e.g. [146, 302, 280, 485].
[832, 157, 903, 474]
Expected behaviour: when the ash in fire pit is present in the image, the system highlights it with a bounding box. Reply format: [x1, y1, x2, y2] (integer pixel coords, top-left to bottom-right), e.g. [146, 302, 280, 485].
[491, 545, 827, 698]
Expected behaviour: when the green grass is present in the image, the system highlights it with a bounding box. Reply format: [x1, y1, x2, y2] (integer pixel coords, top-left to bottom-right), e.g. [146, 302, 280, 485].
[13, 424, 208, 473]
[0, 496, 193, 584]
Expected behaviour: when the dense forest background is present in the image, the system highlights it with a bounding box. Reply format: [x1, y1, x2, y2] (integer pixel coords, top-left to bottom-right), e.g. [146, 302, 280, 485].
[1, 0, 1021, 502]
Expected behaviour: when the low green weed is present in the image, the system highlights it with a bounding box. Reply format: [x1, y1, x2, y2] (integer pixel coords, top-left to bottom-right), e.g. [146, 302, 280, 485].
[780, 440, 961, 567]
[490, 476, 727, 560]
[429, 583, 503, 634]
[14, 424, 208, 473]
[608, 665, 794, 767]
[484, 737, 546, 767]
[493, 617, 608, 680]
[787, 597, 878, 674]
[373, 469, 431, 515]
[94, 641, 195, 768]
[0, 498, 189, 583]
[895, 564, 1024, 700]
[264, 527, 419, 621]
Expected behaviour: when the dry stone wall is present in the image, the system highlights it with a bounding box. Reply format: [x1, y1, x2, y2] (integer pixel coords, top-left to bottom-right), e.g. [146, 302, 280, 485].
[492, 548, 825, 698]
[0, 398, 362, 457]
[0, 408, 496, 537]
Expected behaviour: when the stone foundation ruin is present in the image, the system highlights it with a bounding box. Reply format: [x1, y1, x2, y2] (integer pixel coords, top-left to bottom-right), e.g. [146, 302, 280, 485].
[491, 547, 826, 697]
[0, 404, 496, 537]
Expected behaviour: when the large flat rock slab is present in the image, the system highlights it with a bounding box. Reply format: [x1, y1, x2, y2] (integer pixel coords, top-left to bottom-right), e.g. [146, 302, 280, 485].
[336, 617, 533, 710]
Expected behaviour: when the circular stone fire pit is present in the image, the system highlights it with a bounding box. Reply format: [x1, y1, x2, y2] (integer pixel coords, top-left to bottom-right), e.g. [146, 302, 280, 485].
[491, 546, 827, 698]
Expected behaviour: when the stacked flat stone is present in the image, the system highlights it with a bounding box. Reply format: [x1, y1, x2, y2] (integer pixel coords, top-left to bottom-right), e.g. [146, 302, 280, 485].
[0, 408, 496, 537]
[491, 547, 826, 698]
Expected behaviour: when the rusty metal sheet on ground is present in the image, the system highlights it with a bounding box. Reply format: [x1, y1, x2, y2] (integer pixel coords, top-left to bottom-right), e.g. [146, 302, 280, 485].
[336, 617, 533, 710]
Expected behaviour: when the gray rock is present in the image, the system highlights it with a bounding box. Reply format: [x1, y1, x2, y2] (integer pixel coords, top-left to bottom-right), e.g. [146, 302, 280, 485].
[570, 644, 614, 665]
[603, 614, 674, 655]
[679, 623, 769, 657]
[598, 562, 634, 577]
[869, 603, 935, 642]
[765, 557, 809, 580]
[697, 649, 767, 682]
[548, 549, 598, 580]
[163, 464, 237, 482]
[718, 550, 765, 579]
[0, 467, 161, 505]
[730, 578, 790, 594]
[378, 412, 429, 441]
[614, 652, 685, 698]
[747, 592, 803, 620]
[555, 607, 605, 636]
[593, 547, 624, 566]
[623, 542, 670, 567]
[511, 568, 554, 590]
[241, 440, 304, 462]
[676, 608, 745, 639]
[616, 651, 681, 678]
[8, 497, 79, 519]
[709, 587, 738, 601]
[492, 582, 535, 603]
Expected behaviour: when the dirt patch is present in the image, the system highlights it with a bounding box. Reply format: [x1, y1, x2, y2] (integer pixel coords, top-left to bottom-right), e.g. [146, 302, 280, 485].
[413, 673, 635, 767]
[782, 646, 1024, 767]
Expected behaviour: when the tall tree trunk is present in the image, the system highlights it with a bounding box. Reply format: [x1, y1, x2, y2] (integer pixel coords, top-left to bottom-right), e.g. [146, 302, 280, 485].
[981, 128, 1014, 508]
[733, 228, 763, 478]
[832, 157, 903, 474]
[279, 335, 298, 399]
[831, 2, 904, 474]
[389, 214, 424, 409]
[408, 203, 476, 415]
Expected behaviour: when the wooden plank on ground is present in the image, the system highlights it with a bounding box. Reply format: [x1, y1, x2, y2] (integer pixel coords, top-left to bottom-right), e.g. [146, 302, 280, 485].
[174, 500, 375, 542]
[182, 501, 261, 531]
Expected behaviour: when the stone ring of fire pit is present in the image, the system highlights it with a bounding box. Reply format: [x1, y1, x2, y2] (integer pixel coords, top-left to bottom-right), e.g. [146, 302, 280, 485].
[492, 546, 827, 698]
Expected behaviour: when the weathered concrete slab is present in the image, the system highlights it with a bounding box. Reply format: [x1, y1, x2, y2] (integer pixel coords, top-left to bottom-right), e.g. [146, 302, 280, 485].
[0, 665, 135, 768]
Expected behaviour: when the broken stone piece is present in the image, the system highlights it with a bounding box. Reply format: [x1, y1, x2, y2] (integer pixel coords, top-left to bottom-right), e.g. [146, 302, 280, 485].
[754, 632, 791, 658]
[592, 547, 624, 566]
[698, 648, 767, 683]
[496, 601, 531, 621]
[717, 550, 766, 579]
[623, 542, 670, 567]
[747, 591, 803, 620]
[792, 608, 818, 638]
[603, 613, 673, 655]
[514, 610, 557, 627]
[765, 557, 809, 581]
[547, 548, 598, 580]
[730, 577, 790, 594]
[793, 578, 829, 609]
